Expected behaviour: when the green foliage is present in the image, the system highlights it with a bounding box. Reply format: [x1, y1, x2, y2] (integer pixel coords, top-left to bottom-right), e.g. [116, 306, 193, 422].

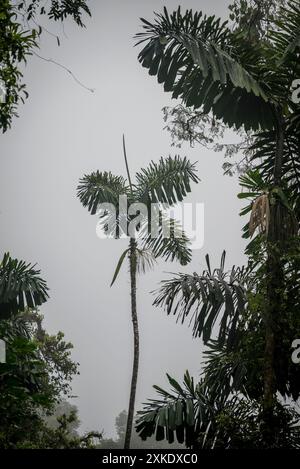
[0, 310, 81, 448]
[77, 172, 129, 214]
[15, 0, 91, 26]
[30, 402, 101, 449]
[141, 217, 192, 266]
[45, 399, 80, 434]
[16, 400, 101, 449]
[0, 253, 49, 320]
[98, 410, 182, 449]
[162, 105, 255, 176]
[0, 252, 96, 448]
[77, 155, 200, 278]
[228, 0, 287, 39]
[136, 6, 275, 131]
[0, 0, 91, 132]
[154, 252, 248, 345]
[136, 371, 300, 449]
[136, 1, 300, 131]
[134, 155, 199, 206]
[135, 0, 300, 448]
[0, 1, 36, 131]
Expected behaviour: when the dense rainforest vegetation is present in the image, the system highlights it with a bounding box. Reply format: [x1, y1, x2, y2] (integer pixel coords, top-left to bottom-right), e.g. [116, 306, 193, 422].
[1, 0, 300, 450]
[0, 0, 102, 449]
[134, 0, 300, 448]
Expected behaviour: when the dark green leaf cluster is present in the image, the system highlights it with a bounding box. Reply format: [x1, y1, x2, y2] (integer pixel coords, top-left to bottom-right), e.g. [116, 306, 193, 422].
[0, 0, 91, 132]
[77, 155, 200, 267]
[0, 253, 49, 320]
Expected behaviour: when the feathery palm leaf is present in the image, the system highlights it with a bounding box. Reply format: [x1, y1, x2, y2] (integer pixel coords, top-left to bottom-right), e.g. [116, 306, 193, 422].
[135, 155, 199, 206]
[0, 253, 49, 320]
[136, 248, 157, 274]
[136, 370, 266, 448]
[141, 216, 192, 266]
[77, 171, 129, 215]
[154, 252, 248, 345]
[136, 7, 275, 131]
[136, 371, 214, 447]
[136, 369, 300, 448]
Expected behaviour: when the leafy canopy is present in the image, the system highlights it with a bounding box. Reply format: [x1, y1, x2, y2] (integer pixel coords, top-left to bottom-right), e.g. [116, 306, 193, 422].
[77, 154, 200, 277]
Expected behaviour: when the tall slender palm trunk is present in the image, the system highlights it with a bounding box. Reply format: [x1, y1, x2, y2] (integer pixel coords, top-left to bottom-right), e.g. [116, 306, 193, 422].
[124, 238, 139, 449]
[263, 111, 285, 444]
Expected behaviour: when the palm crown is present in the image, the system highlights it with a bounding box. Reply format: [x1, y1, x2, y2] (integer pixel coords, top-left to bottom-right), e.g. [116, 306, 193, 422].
[77, 151, 200, 276]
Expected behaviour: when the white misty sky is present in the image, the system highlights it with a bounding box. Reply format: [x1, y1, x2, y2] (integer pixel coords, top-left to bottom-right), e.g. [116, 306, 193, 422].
[0, 0, 246, 438]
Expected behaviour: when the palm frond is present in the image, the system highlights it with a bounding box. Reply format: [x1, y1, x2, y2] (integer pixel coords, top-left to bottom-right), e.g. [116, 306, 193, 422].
[136, 7, 275, 131]
[136, 371, 215, 447]
[154, 252, 248, 344]
[0, 253, 49, 320]
[271, 1, 300, 66]
[142, 217, 192, 266]
[136, 248, 157, 274]
[135, 155, 199, 207]
[77, 171, 129, 215]
[110, 248, 130, 287]
[135, 370, 262, 448]
[136, 370, 300, 448]
[202, 340, 249, 401]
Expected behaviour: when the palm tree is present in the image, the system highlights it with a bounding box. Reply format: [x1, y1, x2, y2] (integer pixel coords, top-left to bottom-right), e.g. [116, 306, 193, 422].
[135, 0, 300, 443]
[77, 140, 199, 448]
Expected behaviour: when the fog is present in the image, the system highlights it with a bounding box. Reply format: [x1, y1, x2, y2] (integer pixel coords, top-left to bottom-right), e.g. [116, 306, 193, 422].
[0, 0, 246, 438]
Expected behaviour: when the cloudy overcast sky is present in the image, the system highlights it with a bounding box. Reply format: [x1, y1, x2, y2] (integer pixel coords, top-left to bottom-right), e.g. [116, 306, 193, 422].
[0, 0, 247, 437]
